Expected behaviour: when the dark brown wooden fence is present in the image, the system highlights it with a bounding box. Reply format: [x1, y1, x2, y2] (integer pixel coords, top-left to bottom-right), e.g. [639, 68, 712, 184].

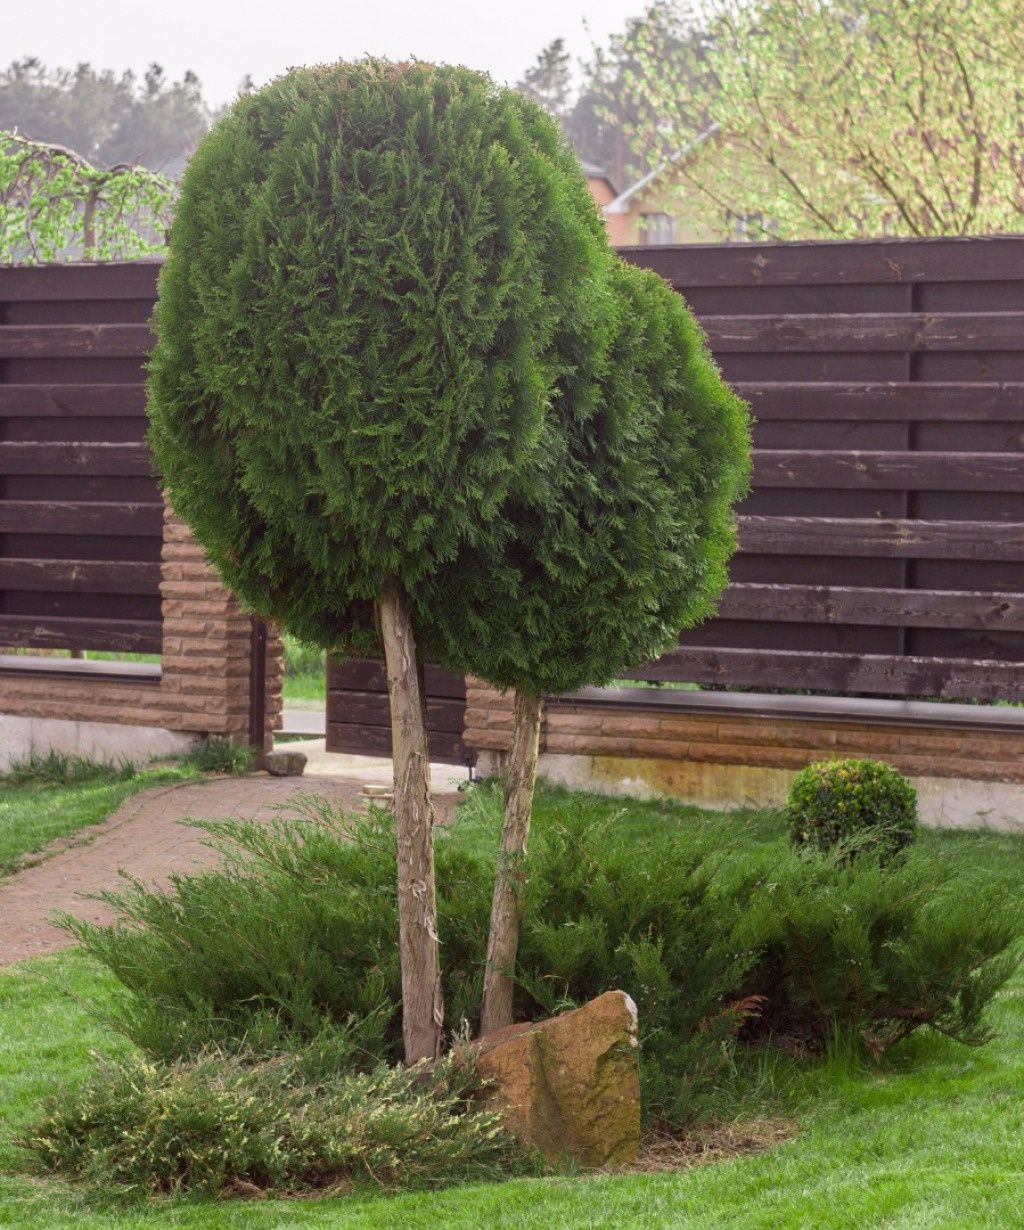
[620, 236, 1024, 702]
[0, 263, 162, 654]
[3, 238, 1021, 767]
[327, 659, 472, 764]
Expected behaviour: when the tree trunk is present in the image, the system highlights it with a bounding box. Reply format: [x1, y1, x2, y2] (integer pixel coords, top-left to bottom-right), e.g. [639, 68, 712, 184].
[378, 572, 444, 1064]
[480, 686, 544, 1035]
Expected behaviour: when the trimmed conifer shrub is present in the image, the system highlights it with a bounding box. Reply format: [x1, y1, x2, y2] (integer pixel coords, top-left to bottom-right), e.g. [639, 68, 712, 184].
[147, 60, 610, 659]
[148, 59, 627, 1062]
[787, 758, 920, 861]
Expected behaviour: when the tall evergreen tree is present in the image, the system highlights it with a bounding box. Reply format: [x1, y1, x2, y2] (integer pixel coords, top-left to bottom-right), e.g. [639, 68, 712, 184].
[0, 58, 210, 175]
[515, 38, 574, 123]
[147, 59, 613, 1063]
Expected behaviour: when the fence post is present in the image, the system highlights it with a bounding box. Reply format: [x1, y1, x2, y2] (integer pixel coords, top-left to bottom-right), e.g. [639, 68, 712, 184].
[248, 617, 268, 753]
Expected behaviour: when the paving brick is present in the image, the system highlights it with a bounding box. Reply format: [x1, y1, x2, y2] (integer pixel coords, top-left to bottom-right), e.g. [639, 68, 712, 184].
[0, 771, 459, 965]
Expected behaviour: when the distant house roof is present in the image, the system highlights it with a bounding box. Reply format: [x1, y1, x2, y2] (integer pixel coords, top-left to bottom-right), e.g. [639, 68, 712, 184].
[581, 161, 617, 192]
[603, 123, 721, 215]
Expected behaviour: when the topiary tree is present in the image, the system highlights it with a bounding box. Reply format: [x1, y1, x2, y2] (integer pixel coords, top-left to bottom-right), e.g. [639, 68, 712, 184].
[787, 758, 920, 863]
[430, 257, 750, 1032]
[147, 60, 615, 1063]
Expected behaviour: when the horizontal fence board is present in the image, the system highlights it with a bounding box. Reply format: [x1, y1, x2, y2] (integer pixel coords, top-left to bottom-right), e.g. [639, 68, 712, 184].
[0, 558, 161, 594]
[703, 312, 1024, 353]
[327, 689, 467, 733]
[0, 384, 147, 417]
[328, 658, 467, 700]
[0, 442, 152, 476]
[0, 501, 164, 536]
[625, 647, 1024, 701]
[0, 324, 153, 359]
[0, 614, 162, 653]
[737, 382, 1024, 422]
[752, 450, 1024, 492]
[738, 516, 1024, 560]
[0, 262, 160, 301]
[327, 721, 469, 765]
[620, 236, 1024, 286]
[717, 584, 1024, 631]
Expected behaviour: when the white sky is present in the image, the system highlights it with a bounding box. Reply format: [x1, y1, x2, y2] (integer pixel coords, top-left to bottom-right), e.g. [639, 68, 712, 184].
[4, 0, 647, 105]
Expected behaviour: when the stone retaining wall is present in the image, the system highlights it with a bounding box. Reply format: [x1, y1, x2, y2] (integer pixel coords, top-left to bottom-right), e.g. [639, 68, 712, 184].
[465, 681, 1024, 829]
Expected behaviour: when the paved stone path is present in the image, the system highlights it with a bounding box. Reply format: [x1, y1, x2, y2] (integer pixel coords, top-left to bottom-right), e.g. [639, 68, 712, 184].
[0, 752, 464, 966]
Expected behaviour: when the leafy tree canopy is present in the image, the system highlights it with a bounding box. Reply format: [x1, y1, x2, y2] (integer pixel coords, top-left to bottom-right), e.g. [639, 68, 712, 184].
[618, 0, 1024, 238]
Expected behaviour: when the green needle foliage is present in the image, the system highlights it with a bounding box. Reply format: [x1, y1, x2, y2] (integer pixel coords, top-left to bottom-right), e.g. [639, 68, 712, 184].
[147, 59, 613, 658]
[147, 56, 749, 683]
[432, 256, 750, 692]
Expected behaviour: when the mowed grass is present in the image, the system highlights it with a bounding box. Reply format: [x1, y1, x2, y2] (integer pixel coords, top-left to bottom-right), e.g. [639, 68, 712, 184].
[0, 762, 199, 877]
[0, 783, 1022, 1227]
[282, 633, 326, 705]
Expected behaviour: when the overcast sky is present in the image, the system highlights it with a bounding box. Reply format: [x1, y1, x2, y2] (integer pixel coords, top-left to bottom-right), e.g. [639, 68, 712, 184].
[4, 0, 647, 105]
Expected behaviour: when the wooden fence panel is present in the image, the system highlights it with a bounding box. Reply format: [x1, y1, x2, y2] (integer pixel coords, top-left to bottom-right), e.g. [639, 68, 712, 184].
[4, 239, 1021, 746]
[0, 263, 163, 655]
[621, 236, 1024, 701]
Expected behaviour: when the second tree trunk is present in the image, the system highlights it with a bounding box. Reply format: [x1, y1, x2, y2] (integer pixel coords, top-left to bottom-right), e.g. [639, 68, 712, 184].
[378, 572, 445, 1064]
[480, 686, 544, 1035]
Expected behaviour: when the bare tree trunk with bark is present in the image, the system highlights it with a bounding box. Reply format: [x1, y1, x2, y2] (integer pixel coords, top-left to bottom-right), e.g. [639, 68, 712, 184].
[378, 572, 444, 1064]
[480, 686, 544, 1035]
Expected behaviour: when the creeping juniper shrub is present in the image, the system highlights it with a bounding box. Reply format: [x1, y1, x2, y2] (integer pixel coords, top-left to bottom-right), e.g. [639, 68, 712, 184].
[787, 758, 920, 861]
[23, 1048, 527, 1198]
[63, 791, 1020, 1131]
[736, 846, 1019, 1060]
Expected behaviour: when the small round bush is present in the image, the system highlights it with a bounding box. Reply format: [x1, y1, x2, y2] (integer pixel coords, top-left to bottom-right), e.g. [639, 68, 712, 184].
[787, 758, 919, 861]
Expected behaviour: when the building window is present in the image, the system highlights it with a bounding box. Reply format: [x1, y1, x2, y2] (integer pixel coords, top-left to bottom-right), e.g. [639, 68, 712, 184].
[728, 211, 780, 242]
[639, 212, 676, 245]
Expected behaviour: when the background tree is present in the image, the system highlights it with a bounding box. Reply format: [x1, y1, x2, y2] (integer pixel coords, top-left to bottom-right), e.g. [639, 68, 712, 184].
[0, 130, 175, 261]
[0, 58, 211, 176]
[431, 259, 750, 1033]
[147, 60, 614, 1064]
[515, 38, 573, 124]
[622, 0, 1024, 238]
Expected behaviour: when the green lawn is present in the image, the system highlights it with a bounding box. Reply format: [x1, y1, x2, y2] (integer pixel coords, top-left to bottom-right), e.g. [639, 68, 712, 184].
[282, 633, 326, 705]
[0, 764, 199, 878]
[0, 782, 1021, 1227]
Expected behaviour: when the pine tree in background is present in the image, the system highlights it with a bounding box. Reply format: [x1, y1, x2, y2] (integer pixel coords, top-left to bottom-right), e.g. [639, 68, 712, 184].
[515, 38, 574, 123]
[0, 59, 211, 175]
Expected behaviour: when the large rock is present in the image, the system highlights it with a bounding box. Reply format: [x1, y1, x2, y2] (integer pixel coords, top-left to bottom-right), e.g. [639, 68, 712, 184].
[472, 990, 641, 1168]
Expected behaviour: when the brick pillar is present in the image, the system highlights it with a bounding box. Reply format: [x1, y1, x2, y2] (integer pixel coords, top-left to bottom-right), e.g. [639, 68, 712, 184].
[159, 508, 283, 744]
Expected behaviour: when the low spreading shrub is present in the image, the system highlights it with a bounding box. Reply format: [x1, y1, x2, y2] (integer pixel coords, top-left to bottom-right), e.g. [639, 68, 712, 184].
[787, 758, 919, 861]
[22, 1047, 525, 1197]
[61, 790, 1020, 1133]
[737, 849, 1018, 1059]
